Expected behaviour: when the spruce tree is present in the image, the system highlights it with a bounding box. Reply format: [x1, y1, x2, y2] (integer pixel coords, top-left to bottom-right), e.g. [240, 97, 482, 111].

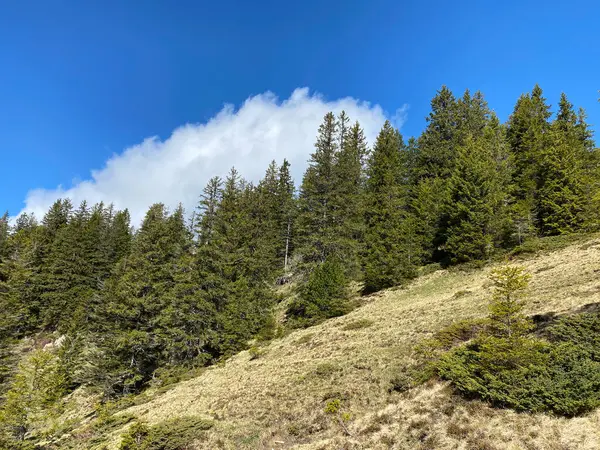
[331, 120, 369, 277]
[98, 203, 189, 393]
[256, 161, 286, 277]
[416, 86, 460, 180]
[412, 87, 461, 262]
[286, 258, 349, 327]
[536, 95, 587, 235]
[363, 121, 420, 293]
[0, 212, 8, 259]
[506, 85, 552, 238]
[195, 168, 275, 357]
[456, 90, 491, 141]
[296, 112, 339, 269]
[277, 159, 296, 273]
[444, 117, 511, 263]
[197, 176, 222, 246]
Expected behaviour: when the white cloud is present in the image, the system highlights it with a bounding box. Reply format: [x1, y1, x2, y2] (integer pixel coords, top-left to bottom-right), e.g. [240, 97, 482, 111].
[20, 88, 407, 224]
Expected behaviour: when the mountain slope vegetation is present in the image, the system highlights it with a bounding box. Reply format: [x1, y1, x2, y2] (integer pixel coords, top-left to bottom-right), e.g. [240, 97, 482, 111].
[54, 235, 600, 449]
[1, 85, 600, 449]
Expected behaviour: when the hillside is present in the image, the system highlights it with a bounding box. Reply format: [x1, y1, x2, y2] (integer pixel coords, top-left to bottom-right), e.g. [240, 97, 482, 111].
[66, 236, 600, 450]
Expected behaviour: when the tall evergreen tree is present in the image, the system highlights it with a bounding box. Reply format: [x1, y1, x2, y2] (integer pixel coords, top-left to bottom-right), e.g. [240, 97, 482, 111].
[456, 90, 491, 141]
[0, 212, 8, 259]
[277, 159, 296, 272]
[197, 176, 222, 246]
[97, 203, 189, 393]
[444, 117, 511, 263]
[195, 168, 275, 356]
[536, 94, 587, 235]
[506, 85, 552, 238]
[412, 87, 461, 262]
[363, 121, 420, 293]
[296, 112, 339, 269]
[331, 120, 369, 277]
[416, 86, 460, 180]
[256, 161, 286, 277]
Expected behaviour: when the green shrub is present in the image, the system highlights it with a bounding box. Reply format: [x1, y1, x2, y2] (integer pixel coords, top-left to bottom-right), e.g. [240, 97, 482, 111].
[426, 318, 487, 351]
[313, 362, 341, 377]
[545, 312, 600, 359]
[438, 340, 600, 416]
[432, 267, 600, 416]
[287, 259, 350, 327]
[0, 348, 67, 444]
[342, 319, 374, 331]
[324, 398, 341, 415]
[248, 346, 262, 361]
[119, 416, 213, 450]
[388, 371, 414, 393]
[510, 233, 592, 257]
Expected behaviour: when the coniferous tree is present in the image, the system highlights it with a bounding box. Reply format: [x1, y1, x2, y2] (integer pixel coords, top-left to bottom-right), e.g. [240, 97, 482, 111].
[536, 94, 587, 235]
[331, 120, 369, 277]
[413, 87, 460, 261]
[40, 201, 94, 330]
[0, 212, 8, 259]
[506, 85, 552, 238]
[286, 258, 349, 326]
[0, 215, 44, 337]
[97, 203, 189, 394]
[197, 176, 222, 246]
[157, 251, 216, 366]
[416, 86, 460, 180]
[456, 90, 491, 141]
[363, 121, 420, 293]
[196, 168, 275, 357]
[277, 159, 296, 273]
[444, 117, 511, 263]
[577, 108, 600, 232]
[296, 112, 339, 269]
[108, 209, 132, 264]
[256, 161, 287, 277]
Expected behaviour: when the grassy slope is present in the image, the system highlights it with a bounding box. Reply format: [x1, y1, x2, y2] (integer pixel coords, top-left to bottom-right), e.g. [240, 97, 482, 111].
[91, 237, 600, 449]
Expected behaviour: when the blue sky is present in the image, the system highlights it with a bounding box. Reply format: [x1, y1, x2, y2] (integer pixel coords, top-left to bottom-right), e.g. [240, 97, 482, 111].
[1, 0, 599, 220]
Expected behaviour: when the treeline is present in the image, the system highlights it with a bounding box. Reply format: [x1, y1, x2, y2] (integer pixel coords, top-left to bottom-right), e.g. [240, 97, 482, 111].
[0, 85, 598, 407]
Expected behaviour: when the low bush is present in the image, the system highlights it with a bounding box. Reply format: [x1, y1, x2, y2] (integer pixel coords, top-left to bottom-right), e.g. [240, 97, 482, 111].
[342, 319, 374, 331]
[438, 339, 600, 416]
[545, 311, 600, 359]
[431, 266, 600, 416]
[510, 233, 592, 257]
[119, 416, 213, 450]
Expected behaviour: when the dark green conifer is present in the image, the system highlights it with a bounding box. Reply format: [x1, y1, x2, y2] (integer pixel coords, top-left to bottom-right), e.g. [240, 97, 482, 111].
[363, 121, 420, 293]
[296, 112, 338, 269]
[331, 121, 369, 277]
[444, 117, 511, 263]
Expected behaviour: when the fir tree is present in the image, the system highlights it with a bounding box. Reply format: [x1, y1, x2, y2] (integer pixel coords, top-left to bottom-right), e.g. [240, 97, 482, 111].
[331, 120, 369, 277]
[286, 258, 349, 327]
[98, 203, 189, 394]
[536, 97, 587, 235]
[296, 112, 339, 269]
[416, 86, 460, 180]
[277, 159, 296, 272]
[256, 161, 287, 277]
[363, 121, 420, 293]
[444, 118, 511, 263]
[197, 176, 222, 246]
[0, 212, 8, 259]
[506, 85, 552, 238]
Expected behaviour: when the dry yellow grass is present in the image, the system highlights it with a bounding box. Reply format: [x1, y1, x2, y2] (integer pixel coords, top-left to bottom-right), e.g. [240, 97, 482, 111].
[97, 238, 600, 449]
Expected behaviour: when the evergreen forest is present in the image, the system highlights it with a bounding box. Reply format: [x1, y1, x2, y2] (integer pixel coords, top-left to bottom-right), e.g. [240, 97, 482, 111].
[1, 85, 599, 447]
